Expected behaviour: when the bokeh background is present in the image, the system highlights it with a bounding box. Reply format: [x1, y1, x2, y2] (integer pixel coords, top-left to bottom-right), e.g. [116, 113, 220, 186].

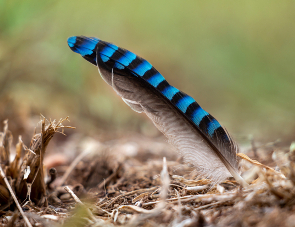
[1, 1, 295, 144]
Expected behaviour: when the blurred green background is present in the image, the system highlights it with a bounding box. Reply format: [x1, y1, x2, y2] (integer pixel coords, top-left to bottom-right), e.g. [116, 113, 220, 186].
[0, 0, 295, 142]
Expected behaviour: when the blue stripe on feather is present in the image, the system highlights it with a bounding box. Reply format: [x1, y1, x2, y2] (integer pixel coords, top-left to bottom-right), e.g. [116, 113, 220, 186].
[100, 44, 119, 62]
[114, 62, 125, 69]
[67, 37, 76, 48]
[132, 60, 153, 76]
[147, 73, 165, 87]
[191, 107, 209, 126]
[118, 51, 137, 66]
[207, 119, 221, 137]
[67, 37, 99, 56]
[176, 96, 195, 113]
[161, 86, 179, 100]
[100, 54, 109, 63]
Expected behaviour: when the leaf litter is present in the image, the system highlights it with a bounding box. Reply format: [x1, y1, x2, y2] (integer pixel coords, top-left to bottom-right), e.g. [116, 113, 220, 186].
[0, 117, 295, 226]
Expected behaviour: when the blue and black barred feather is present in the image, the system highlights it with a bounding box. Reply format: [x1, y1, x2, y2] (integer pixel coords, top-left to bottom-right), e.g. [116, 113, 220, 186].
[67, 36, 248, 186]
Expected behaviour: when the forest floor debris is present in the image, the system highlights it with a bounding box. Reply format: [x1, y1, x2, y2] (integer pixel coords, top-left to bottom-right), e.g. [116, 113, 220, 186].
[0, 117, 295, 226]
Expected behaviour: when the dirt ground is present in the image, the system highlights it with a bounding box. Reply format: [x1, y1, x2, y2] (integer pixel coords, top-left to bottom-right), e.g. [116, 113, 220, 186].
[0, 116, 295, 227]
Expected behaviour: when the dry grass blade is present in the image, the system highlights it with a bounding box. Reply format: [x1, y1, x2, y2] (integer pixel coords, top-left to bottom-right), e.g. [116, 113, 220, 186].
[1, 120, 12, 166]
[0, 165, 32, 227]
[98, 187, 159, 208]
[10, 136, 23, 179]
[237, 153, 279, 174]
[172, 175, 211, 186]
[14, 116, 75, 205]
[64, 186, 96, 221]
[118, 205, 156, 214]
[132, 192, 153, 203]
